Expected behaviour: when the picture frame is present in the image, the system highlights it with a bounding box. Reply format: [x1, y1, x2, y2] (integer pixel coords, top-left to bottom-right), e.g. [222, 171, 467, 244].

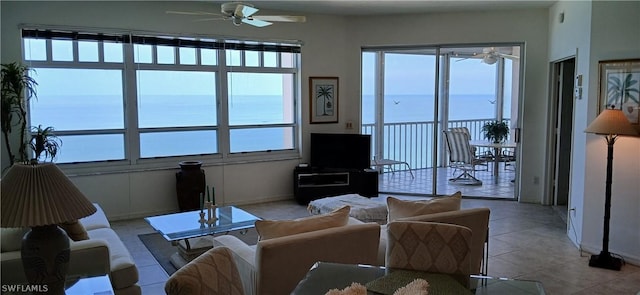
[309, 77, 339, 124]
[598, 59, 640, 127]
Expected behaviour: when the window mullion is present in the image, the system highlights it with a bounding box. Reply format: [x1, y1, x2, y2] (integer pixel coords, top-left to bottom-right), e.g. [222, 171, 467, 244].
[123, 41, 140, 164]
[98, 40, 105, 63]
[218, 48, 231, 159]
[72, 39, 79, 62]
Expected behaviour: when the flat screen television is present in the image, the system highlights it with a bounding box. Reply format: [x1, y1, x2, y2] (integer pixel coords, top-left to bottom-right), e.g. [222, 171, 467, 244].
[310, 133, 371, 170]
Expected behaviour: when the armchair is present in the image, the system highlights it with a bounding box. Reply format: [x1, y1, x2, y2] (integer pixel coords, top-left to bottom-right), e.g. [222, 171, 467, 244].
[212, 221, 380, 295]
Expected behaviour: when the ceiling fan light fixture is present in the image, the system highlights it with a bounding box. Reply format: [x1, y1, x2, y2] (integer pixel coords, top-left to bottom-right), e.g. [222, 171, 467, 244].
[232, 17, 242, 26]
[483, 55, 498, 65]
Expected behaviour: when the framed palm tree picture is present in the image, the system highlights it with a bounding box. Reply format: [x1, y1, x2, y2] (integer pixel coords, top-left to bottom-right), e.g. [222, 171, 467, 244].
[309, 77, 338, 124]
[598, 59, 640, 127]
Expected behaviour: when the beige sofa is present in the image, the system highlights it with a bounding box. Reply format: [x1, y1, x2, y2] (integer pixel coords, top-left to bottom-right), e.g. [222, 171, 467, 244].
[212, 218, 380, 295]
[0, 204, 140, 295]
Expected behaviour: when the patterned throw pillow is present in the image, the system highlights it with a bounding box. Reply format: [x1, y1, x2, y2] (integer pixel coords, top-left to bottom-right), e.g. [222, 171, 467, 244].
[58, 220, 90, 241]
[255, 205, 350, 240]
[386, 191, 461, 223]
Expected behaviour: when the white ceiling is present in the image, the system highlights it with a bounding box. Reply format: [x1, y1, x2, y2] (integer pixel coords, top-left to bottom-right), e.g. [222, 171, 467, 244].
[210, 0, 556, 16]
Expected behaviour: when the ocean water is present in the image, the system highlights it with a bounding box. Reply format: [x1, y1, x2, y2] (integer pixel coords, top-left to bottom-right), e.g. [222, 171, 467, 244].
[30, 94, 503, 163]
[362, 94, 507, 123]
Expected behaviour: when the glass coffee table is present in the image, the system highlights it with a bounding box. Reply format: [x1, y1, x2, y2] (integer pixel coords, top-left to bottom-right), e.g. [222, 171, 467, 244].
[145, 206, 261, 268]
[293, 262, 546, 295]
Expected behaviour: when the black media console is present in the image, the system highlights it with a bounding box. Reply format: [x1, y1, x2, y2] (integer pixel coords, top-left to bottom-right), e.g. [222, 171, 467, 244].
[293, 166, 378, 205]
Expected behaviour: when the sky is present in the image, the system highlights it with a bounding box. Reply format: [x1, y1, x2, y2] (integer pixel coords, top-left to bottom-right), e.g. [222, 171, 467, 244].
[362, 52, 509, 96]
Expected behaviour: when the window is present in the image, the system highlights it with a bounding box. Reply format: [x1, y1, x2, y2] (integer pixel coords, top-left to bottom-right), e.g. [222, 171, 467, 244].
[23, 29, 300, 165]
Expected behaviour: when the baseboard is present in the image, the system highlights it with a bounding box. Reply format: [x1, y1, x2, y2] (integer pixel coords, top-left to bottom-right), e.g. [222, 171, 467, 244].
[105, 195, 297, 221]
[581, 243, 640, 267]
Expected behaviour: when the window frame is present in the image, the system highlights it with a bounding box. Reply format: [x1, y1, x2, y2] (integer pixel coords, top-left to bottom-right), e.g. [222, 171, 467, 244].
[22, 27, 301, 171]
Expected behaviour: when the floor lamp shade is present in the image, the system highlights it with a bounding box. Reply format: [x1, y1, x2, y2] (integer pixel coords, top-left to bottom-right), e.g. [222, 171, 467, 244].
[1, 163, 97, 294]
[584, 109, 638, 271]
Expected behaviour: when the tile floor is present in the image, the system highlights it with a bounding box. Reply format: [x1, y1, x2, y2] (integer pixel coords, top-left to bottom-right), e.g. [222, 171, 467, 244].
[111, 197, 640, 295]
[378, 166, 517, 199]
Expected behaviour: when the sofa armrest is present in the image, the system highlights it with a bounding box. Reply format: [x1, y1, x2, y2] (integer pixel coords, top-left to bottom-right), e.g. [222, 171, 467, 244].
[0, 239, 110, 284]
[347, 217, 366, 225]
[1, 250, 24, 284]
[212, 235, 258, 295]
[68, 239, 111, 279]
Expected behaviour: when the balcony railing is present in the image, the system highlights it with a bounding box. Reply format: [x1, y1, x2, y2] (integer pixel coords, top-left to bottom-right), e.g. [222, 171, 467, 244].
[362, 119, 510, 170]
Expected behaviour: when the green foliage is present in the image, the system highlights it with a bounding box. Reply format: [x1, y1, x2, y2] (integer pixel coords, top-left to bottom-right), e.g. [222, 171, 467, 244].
[1, 62, 38, 165]
[607, 73, 639, 107]
[482, 121, 509, 143]
[29, 125, 62, 163]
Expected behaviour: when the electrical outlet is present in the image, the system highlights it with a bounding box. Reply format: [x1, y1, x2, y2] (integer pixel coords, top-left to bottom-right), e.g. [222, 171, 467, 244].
[345, 121, 353, 129]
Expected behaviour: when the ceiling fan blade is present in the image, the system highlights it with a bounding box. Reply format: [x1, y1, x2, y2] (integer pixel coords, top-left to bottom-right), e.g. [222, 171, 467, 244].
[243, 18, 272, 27]
[499, 53, 520, 59]
[166, 10, 220, 16]
[236, 4, 259, 18]
[253, 15, 306, 23]
[193, 17, 226, 22]
[454, 57, 471, 62]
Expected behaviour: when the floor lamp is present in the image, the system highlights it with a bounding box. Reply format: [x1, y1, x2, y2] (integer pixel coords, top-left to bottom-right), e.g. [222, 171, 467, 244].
[1, 163, 97, 294]
[584, 108, 638, 271]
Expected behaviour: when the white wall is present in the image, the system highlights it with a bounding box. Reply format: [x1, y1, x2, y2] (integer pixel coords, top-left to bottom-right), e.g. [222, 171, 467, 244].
[2, 1, 553, 219]
[548, 0, 592, 250]
[548, 0, 640, 265]
[584, 1, 640, 265]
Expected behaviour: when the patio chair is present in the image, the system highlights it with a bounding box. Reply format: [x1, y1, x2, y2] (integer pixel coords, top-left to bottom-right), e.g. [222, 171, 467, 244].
[449, 127, 492, 170]
[443, 130, 486, 185]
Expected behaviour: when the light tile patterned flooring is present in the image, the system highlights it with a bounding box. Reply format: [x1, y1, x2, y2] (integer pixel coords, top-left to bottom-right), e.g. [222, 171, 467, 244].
[112, 197, 640, 295]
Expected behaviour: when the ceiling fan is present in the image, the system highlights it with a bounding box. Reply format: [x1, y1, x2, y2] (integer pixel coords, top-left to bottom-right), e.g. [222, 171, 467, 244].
[474, 47, 519, 64]
[455, 47, 520, 64]
[167, 2, 306, 27]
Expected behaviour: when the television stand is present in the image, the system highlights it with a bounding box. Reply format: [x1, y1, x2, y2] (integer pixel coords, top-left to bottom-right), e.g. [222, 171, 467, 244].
[293, 166, 378, 205]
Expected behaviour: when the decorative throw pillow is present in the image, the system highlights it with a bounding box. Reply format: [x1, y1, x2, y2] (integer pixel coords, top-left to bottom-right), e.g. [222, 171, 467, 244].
[255, 205, 350, 240]
[387, 191, 461, 223]
[394, 279, 429, 295]
[58, 220, 90, 241]
[0, 228, 29, 252]
[325, 282, 367, 295]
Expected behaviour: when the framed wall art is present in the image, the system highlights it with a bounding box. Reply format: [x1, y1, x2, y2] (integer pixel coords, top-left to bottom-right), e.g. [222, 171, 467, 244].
[598, 59, 640, 127]
[309, 77, 338, 124]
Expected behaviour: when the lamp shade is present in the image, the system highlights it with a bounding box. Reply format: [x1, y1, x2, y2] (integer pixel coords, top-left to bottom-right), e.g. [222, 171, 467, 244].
[585, 109, 638, 136]
[1, 163, 96, 228]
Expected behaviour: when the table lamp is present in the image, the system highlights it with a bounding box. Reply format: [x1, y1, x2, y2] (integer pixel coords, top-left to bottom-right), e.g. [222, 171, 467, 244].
[584, 107, 638, 270]
[1, 163, 97, 294]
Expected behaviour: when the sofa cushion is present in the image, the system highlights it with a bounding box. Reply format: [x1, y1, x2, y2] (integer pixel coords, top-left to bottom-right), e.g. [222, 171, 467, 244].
[88, 228, 138, 290]
[255, 205, 350, 240]
[59, 220, 89, 241]
[80, 204, 110, 231]
[387, 192, 461, 222]
[0, 228, 29, 252]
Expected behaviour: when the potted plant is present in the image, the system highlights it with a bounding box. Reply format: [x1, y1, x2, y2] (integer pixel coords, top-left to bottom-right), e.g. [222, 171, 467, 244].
[1, 62, 38, 165]
[482, 120, 509, 143]
[29, 125, 62, 163]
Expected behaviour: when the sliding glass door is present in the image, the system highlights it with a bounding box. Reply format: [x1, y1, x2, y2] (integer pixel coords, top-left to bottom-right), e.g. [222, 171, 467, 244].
[362, 45, 522, 199]
[362, 50, 438, 195]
